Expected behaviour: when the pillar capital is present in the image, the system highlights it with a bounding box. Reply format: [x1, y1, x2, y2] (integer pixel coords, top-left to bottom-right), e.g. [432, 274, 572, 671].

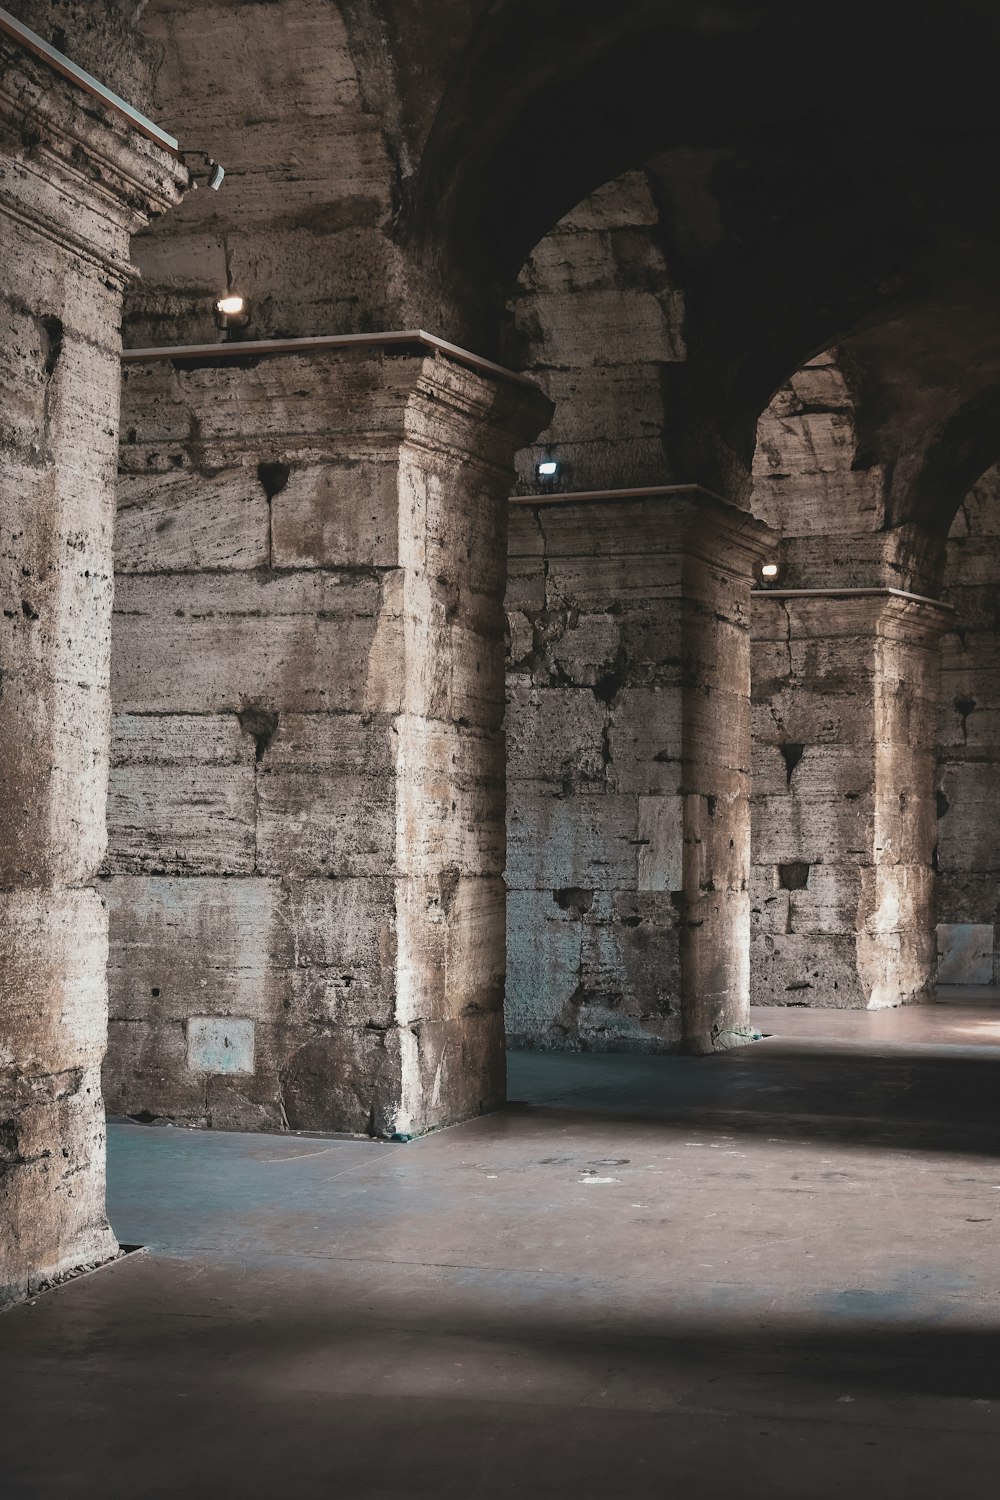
[511, 484, 776, 568]
[0, 31, 187, 284]
[752, 586, 954, 646]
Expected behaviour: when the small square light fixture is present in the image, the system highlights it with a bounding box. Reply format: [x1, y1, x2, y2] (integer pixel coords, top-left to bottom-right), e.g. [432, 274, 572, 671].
[179, 151, 227, 191]
[759, 561, 780, 586]
[535, 457, 563, 492]
[214, 293, 251, 334]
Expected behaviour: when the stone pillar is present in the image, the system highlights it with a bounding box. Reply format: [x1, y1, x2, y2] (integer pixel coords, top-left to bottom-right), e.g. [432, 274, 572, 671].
[0, 35, 186, 1304]
[751, 590, 953, 1009]
[936, 473, 1000, 985]
[506, 487, 774, 1055]
[105, 340, 549, 1138]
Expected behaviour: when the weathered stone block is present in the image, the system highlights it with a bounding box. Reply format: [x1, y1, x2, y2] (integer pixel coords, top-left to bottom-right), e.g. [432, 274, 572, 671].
[751, 930, 868, 1007]
[637, 795, 684, 891]
[607, 688, 682, 790]
[270, 460, 400, 569]
[506, 685, 607, 782]
[507, 789, 640, 889]
[113, 570, 386, 715]
[505, 889, 583, 1041]
[115, 470, 270, 573]
[107, 764, 256, 874]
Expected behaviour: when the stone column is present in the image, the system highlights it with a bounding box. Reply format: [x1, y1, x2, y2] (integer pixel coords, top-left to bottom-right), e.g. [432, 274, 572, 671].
[0, 35, 186, 1304]
[105, 340, 549, 1138]
[751, 590, 953, 1008]
[506, 487, 774, 1055]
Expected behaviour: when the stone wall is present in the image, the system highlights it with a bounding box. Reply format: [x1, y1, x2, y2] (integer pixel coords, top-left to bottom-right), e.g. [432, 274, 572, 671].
[750, 593, 948, 1009]
[505, 500, 681, 1051]
[751, 350, 887, 586]
[747, 356, 956, 1010]
[936, 464, 1000, 984]
[103, 342, 546, 1136]
[505, 489, 770, 1052]
[504, 171, 684, 494]
[0, 30, 184, 1305]
[127, 0, 413, 346]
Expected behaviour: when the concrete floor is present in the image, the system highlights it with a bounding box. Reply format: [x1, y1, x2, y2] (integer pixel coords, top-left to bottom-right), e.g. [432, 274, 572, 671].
[3, 1002, 1000, 1498]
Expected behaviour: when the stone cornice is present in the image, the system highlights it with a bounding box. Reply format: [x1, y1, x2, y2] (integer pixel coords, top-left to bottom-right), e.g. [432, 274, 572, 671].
[0, 36, 187, 274]
[510, 482, 731, 507]
[511, 484, 777, 570]
[122, 333, 552, 462]
[122, 330, 544, 395]
[752, 586, 954, 616]
[751, 586, 956, 644]
[0, 5, 177, 154]
[120, 339, 552, 484]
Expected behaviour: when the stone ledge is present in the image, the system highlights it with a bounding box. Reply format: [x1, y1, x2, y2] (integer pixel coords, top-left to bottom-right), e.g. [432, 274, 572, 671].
[121, 329, 546, 396]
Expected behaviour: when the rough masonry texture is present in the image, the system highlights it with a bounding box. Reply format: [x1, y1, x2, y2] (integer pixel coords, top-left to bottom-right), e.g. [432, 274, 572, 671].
[937, 464, 1000, 983]
[504, 171, 685, 495]
[750, 591, 952, 1009]
[103, 343, 548, 1136]
[0, 32, 185, 1305]
[505, 489, 773, 1053]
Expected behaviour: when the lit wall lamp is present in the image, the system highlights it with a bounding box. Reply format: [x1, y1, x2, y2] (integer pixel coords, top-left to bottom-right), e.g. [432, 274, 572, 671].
[759, 561, 781, 587]
[214, 293, 251, 336]
[535, 457, 564, 493]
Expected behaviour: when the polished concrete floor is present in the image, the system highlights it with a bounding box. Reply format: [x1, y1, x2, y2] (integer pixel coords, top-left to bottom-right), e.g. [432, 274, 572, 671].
[3, 1000, 1000, 1498]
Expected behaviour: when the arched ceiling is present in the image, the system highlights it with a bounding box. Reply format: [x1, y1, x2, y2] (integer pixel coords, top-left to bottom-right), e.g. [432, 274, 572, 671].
[15, 0, 1000, 524]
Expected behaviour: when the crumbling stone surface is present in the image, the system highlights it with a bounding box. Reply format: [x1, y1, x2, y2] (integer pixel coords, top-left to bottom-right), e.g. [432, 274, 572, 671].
[3, 0, 161, 110]
[750, 594, 949, 1009]
[0, 35, 185, 1306]
[104, 346, 548, 1136]
[126, 0, 424, 347]
[505, 491, 771, 1054]
[753, 351, 886, 585]
[504, 172, 685, 494]
[936, 464, 1000, 982]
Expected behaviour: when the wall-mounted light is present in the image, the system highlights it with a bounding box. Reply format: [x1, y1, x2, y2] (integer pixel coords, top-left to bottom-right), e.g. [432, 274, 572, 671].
[759, 561, 781, 586]
[535, 457, 563, 492]
[214, 293, 251, 336]
[180, 150, 226, 191]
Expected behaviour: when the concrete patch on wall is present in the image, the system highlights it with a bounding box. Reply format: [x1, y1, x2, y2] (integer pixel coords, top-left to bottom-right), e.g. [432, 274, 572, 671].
[187, 1018, 255, 1075]
[936, 924, 995, 985]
